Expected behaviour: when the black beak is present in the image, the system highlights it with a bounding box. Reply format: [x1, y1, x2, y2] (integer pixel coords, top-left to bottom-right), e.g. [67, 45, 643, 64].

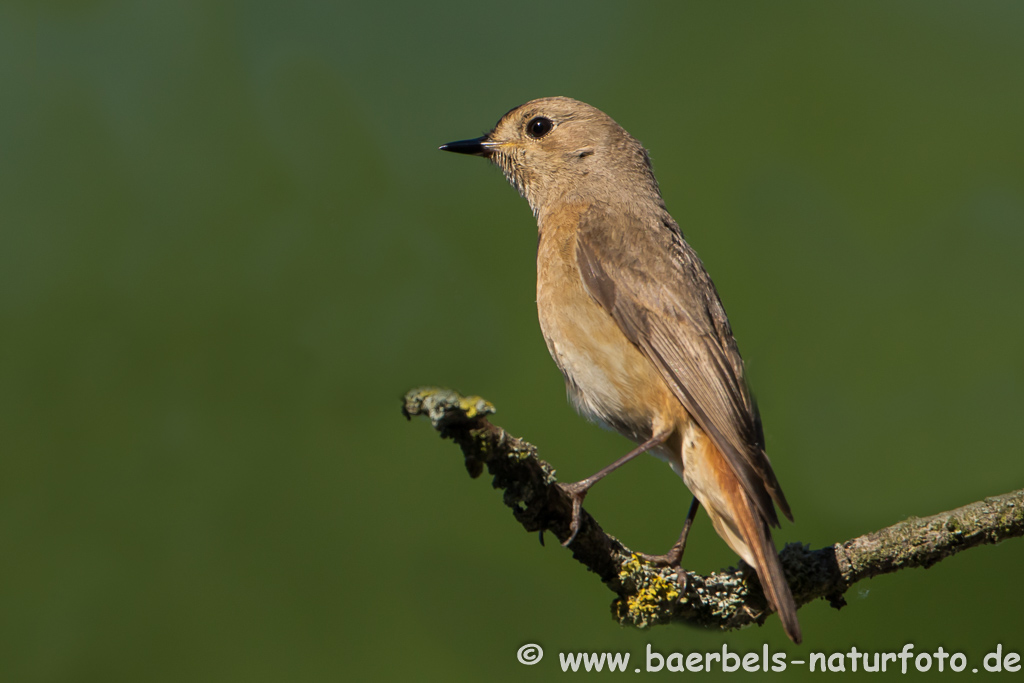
[439, 136, 490, 156]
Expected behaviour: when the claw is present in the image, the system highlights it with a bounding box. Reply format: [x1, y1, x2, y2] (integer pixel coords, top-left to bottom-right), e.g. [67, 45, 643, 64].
[551, 432, 672, 547]
[559, 482, 588, 546]
[675, 566, 688, 598]
[637, 495, 700, 600]
[562, 523, 580, 547]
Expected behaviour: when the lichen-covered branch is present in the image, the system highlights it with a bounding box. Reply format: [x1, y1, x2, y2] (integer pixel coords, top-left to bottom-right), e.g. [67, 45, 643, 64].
[403, 387, 1024, 633]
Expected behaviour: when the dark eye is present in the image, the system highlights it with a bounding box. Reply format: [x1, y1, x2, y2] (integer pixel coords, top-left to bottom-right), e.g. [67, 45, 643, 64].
[526, 116, 554, 139]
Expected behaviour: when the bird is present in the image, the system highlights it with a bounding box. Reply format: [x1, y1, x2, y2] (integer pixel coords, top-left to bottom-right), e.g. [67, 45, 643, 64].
[440, 97, 801, 643]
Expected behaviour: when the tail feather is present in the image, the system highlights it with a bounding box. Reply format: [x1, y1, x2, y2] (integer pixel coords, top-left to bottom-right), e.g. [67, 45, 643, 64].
[683, 430, 801, 643]
[734, 492, 802, 644]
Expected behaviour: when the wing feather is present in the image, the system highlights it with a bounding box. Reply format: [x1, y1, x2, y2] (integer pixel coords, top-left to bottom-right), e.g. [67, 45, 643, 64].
[576, 205, 792, 525]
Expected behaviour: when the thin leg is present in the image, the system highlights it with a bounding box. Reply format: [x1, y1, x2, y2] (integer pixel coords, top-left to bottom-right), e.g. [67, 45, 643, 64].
[559, 431, 671, 547]
[639, 496, 700, 594]
[640, 496, 700, 566]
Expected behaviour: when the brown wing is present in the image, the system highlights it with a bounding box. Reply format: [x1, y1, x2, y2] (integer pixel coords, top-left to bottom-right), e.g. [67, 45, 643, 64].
[575, 204, 792, 526]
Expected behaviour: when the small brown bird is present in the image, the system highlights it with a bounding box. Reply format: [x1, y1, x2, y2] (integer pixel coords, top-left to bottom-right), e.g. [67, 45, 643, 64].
[441, 97, 801, 643]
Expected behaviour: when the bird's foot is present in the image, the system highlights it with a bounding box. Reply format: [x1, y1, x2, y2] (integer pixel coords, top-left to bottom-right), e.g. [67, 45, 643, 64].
[558, 480, 591, 547]
[639, 542, 688, 594]
[637, 541, 683, 567]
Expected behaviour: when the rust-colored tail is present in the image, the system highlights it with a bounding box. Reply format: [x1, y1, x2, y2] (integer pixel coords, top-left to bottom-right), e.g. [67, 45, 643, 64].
[732, 489, 802, 644]
[685, 432, 802, 643]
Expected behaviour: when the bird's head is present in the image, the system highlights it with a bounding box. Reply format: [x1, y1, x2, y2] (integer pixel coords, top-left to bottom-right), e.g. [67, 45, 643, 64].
[441, 97, 661, 217]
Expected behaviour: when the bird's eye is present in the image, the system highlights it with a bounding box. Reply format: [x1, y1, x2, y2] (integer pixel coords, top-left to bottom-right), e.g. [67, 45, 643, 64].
[526, 116, 554, 139]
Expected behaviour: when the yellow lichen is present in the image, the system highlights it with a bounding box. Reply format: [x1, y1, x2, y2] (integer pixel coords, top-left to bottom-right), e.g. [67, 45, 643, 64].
[458, 395, 495, 419]
[614, 554, 681, 628]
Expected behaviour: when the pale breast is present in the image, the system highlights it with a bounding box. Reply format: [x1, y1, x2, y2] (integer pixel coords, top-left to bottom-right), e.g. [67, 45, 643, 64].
[535, 213, 677, 445]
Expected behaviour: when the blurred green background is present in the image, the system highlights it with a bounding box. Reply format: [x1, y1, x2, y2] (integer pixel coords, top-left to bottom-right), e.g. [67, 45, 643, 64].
[2, 1, 1023, 681]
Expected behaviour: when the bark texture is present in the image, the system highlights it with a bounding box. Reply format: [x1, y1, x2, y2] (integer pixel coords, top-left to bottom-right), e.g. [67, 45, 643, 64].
[403, 387, 1024, 632]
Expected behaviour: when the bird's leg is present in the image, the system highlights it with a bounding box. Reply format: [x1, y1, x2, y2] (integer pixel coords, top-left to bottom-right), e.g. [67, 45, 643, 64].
[639, 496, 700, 566]
[638, 496, 700, 591]
[559, 431, 671, 547]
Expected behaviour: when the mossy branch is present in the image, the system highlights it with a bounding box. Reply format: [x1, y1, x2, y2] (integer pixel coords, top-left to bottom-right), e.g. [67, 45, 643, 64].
[402, 387, 1024, 633]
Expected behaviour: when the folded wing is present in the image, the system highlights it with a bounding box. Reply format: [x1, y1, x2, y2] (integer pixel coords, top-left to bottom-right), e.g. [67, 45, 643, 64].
[575, 205, 792, 526]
